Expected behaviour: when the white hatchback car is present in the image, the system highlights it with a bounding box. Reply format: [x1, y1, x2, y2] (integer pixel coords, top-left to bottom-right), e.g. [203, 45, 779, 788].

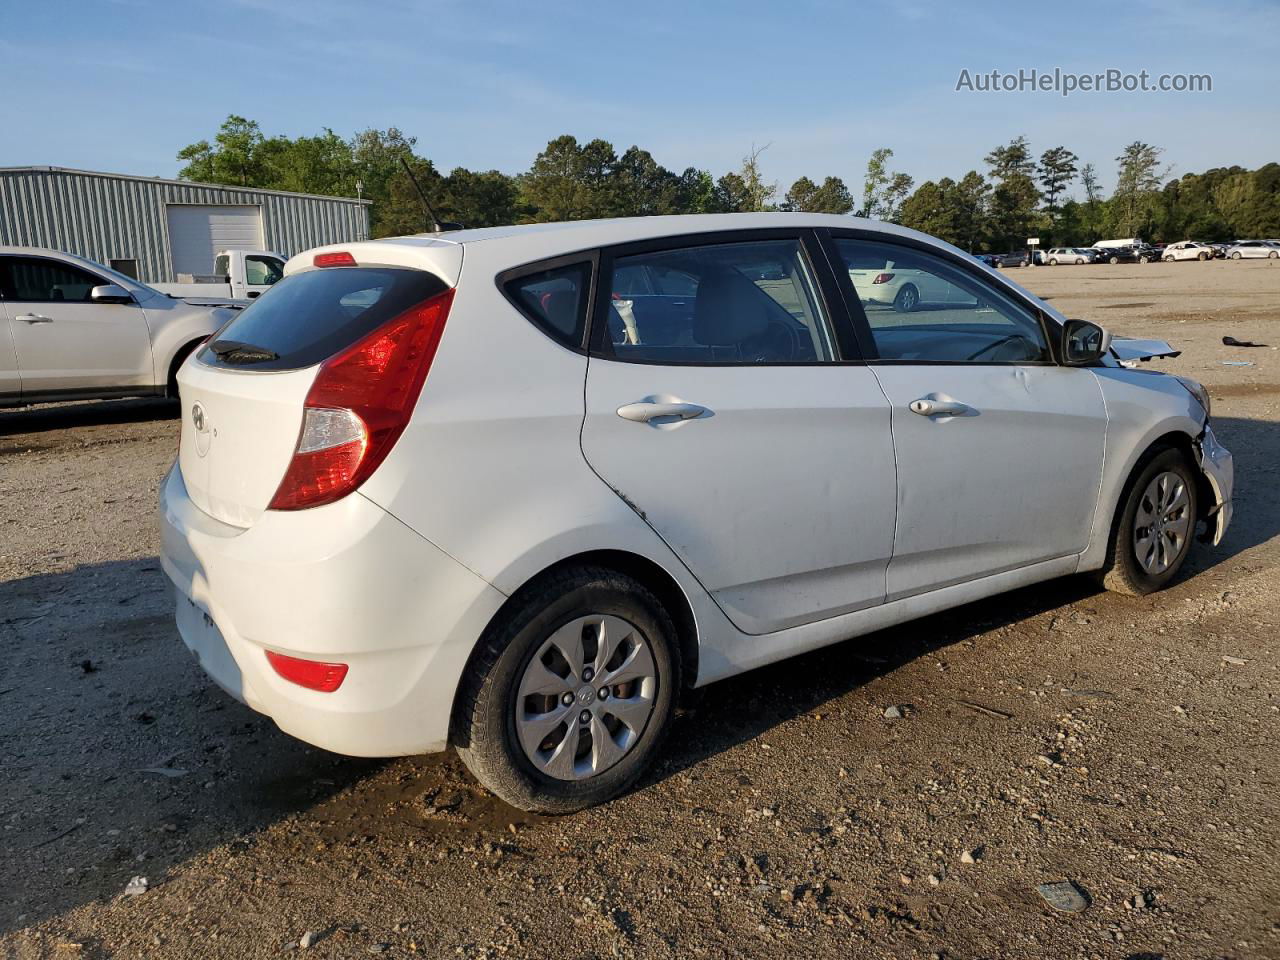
[160, 214, 1233, 812]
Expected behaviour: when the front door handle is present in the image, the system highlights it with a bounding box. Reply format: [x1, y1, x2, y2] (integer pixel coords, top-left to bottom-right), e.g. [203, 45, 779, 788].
[616, 401, 709, 423]
[15, 314, 53, 324]
[909, 397, 970, 417]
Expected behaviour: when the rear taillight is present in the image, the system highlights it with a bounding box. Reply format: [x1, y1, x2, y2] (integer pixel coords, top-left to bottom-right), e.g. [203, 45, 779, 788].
[268, 287, 455, 510]
[265, 650, 348, 692]
[872, 272, 895, 284]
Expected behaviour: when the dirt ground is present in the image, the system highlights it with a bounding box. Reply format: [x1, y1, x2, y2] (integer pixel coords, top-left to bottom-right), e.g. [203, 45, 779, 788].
[1, 259, 1277, 959]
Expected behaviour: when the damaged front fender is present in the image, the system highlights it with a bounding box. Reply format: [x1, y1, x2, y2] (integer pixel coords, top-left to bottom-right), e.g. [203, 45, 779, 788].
[1195, 423, 1234, 546]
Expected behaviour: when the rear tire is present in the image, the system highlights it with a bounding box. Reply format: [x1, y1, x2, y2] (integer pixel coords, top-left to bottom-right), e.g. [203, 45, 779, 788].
[167, 339, 205, 399]
[453, 565, 680, 813]
[1098, 448, 1199, 596]
[893, 284, 920, 313]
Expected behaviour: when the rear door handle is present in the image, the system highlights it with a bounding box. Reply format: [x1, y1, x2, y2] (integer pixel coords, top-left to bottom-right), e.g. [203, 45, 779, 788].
[909, 397, 969, 417]
[616, 401, 709, 423]
[15, 314, 53, 324]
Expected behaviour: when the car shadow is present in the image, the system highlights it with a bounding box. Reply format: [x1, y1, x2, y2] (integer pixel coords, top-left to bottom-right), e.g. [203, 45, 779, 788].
[0, 558, 386, 934]
[0, 397, 177, 438]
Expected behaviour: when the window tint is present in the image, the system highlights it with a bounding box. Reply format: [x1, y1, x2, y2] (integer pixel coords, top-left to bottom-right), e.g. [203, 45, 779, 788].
[203, 266, 449, 371]
[600, 239, 835, 364]
[834, 238, 1050, 364]
[2, 257, 103, 302]
[504, 262, 591, 348]
[245, 255, 284, 286]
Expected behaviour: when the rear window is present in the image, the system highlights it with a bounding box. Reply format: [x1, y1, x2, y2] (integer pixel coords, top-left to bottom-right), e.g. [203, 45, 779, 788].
[502, 262, 592, 349]
[201, 266, 449, 371]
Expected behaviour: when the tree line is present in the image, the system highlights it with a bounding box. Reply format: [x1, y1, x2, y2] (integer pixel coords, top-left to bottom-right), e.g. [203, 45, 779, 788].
[177, 117, 1280, 250]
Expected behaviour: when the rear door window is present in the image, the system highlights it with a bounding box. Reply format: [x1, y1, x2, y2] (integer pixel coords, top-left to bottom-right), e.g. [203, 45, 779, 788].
[201, 266, 449, 371]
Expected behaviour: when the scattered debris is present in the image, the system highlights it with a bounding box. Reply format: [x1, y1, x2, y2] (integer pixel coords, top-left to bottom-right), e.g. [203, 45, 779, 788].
[960, 846, 984, 864]
[956, 700, 1013, 720]
[299, 930, 320, 949]
[30, 821, 83, 849]
[1061, 688, 1117, 700]
[124, 876, 149, 897]
[134, 712, 155, 725]
[1222, 655, 1248, 666]
[882, 705, 904, 720]
[1220, 361, 1253, 366]
[1223, 335, 1267, 347]
[1036, 880, 1090, 913]
[79, 659, 97, 674]
[138, 766, 189, 778]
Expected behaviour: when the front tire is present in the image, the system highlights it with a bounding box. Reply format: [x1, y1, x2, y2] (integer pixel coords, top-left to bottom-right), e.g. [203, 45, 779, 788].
[454, 565, 680, 813]
[1231, 251, 1242, 260]
[1098, 448, 1199, 596]
[1198, 251, 1208, 261]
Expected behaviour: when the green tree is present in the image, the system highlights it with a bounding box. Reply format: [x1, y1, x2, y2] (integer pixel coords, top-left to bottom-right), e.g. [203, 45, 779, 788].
[441, 168, 520, 227]
[1112, 141, 1166, 238]
[952, 171, 991, 251]
[1038, 146, 1078, 241]
[984, 137, 1041, 249]
[177, 115, 267, 186]
[737, 144, 776, 212]
[898, 179, 956, 241]
[861, 147, 912, 219]
[784, 175, 853, 214]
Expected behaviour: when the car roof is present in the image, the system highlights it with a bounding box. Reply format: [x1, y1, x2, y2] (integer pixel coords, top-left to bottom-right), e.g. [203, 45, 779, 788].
[297, 213, 1073, 327]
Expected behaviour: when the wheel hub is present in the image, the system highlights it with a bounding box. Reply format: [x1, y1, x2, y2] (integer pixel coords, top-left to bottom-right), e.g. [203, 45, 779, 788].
[514, 614, 658, 781]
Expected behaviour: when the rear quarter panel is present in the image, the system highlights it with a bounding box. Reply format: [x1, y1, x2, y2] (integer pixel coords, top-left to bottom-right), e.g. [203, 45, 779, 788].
[355, 241, 732, 655]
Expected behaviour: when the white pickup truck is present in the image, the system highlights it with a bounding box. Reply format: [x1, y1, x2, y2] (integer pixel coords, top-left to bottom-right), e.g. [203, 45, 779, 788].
[152, 249, 286, 301]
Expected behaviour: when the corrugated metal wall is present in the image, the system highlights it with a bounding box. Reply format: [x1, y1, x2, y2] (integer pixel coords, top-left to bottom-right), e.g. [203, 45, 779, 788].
[0, 168, 370, 283]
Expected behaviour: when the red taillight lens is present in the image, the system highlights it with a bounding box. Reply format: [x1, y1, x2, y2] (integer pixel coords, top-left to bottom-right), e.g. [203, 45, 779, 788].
[872, 272, 895, 284]
[265, 650, 348, 692]
[269, 287, 455, 510]
[314, 251, 357, 267]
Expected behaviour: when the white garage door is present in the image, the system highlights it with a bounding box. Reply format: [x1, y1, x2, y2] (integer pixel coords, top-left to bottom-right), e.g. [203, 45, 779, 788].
[166, 204, 263, 277]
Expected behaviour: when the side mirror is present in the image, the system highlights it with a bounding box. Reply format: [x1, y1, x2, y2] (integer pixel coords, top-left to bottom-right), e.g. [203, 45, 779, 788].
[90, 284, 134, 305]
[1062, 319, 1112, 365]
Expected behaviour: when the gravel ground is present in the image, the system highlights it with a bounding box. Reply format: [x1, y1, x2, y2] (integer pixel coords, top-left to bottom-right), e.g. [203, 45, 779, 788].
[1, 259, 1278, 959]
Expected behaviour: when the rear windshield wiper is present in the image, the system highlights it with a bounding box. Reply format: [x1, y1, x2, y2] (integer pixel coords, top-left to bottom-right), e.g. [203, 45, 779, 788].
[209, 340, 280, 364]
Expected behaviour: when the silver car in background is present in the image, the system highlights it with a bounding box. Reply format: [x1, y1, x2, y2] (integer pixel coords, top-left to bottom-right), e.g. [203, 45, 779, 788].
[1, 247, 237, 407]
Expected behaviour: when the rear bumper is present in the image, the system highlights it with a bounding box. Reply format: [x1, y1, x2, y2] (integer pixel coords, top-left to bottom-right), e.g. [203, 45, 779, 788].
[158, 464, 506, 756]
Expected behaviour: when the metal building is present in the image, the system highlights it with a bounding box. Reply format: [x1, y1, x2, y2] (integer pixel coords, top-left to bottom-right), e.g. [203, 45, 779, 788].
[0, 166, 370, 284]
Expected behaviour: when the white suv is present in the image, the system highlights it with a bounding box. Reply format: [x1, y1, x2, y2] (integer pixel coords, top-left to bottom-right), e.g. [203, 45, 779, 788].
[160, 214, 1233, 812]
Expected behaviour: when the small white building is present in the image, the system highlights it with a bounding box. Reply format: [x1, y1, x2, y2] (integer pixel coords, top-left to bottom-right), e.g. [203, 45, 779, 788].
[0, 166, 370, 284]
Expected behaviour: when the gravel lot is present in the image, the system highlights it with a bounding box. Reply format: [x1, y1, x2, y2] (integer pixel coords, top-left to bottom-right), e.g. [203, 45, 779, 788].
[2, 259, 1278, 959]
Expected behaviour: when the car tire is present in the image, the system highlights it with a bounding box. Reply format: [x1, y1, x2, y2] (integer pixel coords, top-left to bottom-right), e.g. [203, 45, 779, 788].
[893, 284, 919, 313]
[1110, 256, 1120, 264]
[1098, 448, 1199, 597]
[1049, 258, 1058, 266]
[1139, 256, 1150, 264]
[1163, 255, 1174, 262]
[1231, 251, 1242, 260]
[453, 565, 680, 813]
[1270, 251, 1278, 259]
[1198, 251, 1208, 261]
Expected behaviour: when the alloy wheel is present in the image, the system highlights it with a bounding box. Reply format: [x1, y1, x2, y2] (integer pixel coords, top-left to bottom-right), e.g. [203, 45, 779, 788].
[1132, 471, 1192, 575]
[515, 615, 657, 781]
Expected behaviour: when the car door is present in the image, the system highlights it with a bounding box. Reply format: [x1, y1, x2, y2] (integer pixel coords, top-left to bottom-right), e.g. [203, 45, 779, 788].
[0, 255, 154, 395]
[579, 230, 897, 636]
[0, 305, 19, 400]
[827, 233, 1107, 601]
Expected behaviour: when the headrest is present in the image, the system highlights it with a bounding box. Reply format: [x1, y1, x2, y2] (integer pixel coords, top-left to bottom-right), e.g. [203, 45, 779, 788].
[692, 270, 771, 345]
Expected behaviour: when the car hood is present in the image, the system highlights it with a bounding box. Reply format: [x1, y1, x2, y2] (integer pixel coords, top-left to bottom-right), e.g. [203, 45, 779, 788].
[1109, 337, 1181, 364]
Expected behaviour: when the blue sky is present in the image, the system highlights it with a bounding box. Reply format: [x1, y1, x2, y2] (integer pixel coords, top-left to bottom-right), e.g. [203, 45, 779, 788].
[3, 0, 1276, 197]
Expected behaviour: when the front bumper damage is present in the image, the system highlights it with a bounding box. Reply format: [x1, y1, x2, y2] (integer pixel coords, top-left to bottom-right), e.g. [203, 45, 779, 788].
[1195, 422, 1233, 546]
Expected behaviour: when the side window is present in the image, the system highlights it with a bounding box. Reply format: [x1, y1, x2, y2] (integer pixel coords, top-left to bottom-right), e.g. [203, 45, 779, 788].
[504, 261, 592, 348]
[245, 256, 284, 286]
[5, 257, 103, 302]
[833, 238, 1050, 364]
[599, 239, 835, 364]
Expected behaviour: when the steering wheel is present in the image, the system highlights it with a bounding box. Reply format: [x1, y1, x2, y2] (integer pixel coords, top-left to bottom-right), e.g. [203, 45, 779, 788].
[965, 333, 1035, 362]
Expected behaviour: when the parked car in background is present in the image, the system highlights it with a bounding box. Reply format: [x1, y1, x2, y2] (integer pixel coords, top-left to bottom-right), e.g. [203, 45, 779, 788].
[1133, 244, 1160, 264]
[1163, 241, 1216, 262]
[1094, 246, 1144, 264]
[1207, 243, 1230, 259]
[991, 251, 1030, 268]
[1, 247, 238, 407]
[152, 249, 287, 301]
[159, 213, 1233, 812]
[1093, 238, 1144, 251]
[972, 253, 1001, 268]
[1226, 240, 1280, 259]
[1045, 247, 1097, 265]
